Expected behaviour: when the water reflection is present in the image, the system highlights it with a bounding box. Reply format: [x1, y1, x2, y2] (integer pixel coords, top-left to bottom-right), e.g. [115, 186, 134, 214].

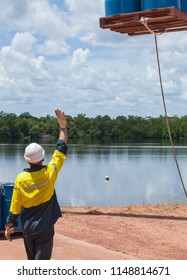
[0, 143, 187, 206]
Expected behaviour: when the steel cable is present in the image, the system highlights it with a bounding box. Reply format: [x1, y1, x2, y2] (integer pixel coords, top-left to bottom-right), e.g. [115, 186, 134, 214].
[154, 34, 187, 199]
[140, 17, 187, 199]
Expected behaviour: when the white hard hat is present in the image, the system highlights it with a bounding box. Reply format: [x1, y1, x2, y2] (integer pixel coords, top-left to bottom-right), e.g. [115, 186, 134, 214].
[24, 143, 45, 164]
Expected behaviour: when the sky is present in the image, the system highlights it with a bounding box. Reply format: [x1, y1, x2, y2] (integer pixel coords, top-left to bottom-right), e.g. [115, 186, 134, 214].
[0, 0, 187, 118]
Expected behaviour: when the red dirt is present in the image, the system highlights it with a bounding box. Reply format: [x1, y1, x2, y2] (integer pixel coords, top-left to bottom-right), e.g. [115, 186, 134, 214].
[56, 205, 187, 260]
[0, 205, 186, 260]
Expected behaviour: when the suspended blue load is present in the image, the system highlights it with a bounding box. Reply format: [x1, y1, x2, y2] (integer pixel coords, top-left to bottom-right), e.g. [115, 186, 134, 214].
[181, 0, 187, 12]
[105, 0, 141, 16]
[101, 0, 187, 36]
[141, 0, 181, 11]
[0, 183, 22, 232]
[105, 0, 121, 16]
[121, 0, 141, 13]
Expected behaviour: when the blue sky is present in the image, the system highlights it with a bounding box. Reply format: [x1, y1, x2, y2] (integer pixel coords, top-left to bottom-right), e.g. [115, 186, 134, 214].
[0, 0, 187, 118]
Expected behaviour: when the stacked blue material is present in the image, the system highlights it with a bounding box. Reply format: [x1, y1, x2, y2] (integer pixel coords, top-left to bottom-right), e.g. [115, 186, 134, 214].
[181, 0, 187, 12]
[141, 0, 181, 11]
[0, 183, 22, 231]
[105, 0, 187, 16]
[105, 0, 141, 16]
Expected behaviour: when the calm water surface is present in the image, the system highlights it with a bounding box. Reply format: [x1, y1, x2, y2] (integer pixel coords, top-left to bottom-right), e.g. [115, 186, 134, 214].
[0, 143, 187, 206]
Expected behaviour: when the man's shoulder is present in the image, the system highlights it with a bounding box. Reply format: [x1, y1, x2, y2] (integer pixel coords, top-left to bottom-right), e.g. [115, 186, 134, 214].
[15, 169, 30, 182]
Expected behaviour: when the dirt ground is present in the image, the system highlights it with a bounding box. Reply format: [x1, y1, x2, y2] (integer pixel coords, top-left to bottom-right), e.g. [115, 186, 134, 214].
[56, 205, 187, 260]
[0, 205, 186, 260]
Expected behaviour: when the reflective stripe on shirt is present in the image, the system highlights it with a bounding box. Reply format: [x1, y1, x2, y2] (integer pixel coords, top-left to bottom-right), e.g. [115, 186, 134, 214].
[50, 161, 57, 170]
[23, 181, 49, 191]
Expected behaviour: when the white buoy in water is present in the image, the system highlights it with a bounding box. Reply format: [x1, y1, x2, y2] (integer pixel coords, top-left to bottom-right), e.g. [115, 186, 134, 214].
[105, 176, 109, 182]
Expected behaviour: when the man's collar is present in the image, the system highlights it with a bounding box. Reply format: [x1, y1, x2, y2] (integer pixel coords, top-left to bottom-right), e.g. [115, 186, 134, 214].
[23, 165, 46, 172]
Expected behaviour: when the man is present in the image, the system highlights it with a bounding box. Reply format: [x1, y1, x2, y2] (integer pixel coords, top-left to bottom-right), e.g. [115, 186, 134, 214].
[5, 109, 68, 260]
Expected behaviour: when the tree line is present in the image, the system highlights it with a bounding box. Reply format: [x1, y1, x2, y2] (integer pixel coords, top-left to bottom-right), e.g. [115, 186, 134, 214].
[1, 111, 187, 143]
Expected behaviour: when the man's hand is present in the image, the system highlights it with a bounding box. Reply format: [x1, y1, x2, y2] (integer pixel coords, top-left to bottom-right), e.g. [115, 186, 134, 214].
[5, 224, 14, 241]
[55, 109, 67, 128]
[55, 109, 67, 143]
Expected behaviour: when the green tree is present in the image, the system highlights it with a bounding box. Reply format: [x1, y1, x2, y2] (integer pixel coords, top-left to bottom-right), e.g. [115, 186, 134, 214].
[0, 126, 11, 140]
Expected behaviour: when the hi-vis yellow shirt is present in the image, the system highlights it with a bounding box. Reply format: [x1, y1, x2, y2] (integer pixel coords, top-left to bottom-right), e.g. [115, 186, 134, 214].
[10, 149, 67, 215]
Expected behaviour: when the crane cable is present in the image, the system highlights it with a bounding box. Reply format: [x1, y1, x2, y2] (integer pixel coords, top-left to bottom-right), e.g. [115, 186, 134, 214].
[140, 17, 187, 199]
[154, 34, 187, 199]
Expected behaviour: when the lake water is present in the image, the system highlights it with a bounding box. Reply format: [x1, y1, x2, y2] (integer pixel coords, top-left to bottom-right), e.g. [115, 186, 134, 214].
[0, 143, 187, 206]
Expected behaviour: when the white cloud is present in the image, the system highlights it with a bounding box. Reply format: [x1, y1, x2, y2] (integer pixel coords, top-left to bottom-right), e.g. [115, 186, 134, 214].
[12, 32, 36, 54]
[0, 0, 187, 118]
[29, 56, 51, 80]
[0, 0, 28, 22]
[71, 48, 90, 69]
[0, 0, 68, 37]
[37, 39, 69, 56]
